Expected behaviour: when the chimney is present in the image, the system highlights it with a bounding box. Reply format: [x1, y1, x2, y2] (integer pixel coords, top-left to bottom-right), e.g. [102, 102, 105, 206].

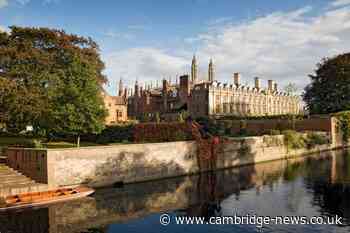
[254, 77, 261, 89]
[273, 83, 278, 92]
[268, 80, 274, 90]
[162, 79, 169, 92]
[179, 75, 190, 101]
[234, 73, 240, 86]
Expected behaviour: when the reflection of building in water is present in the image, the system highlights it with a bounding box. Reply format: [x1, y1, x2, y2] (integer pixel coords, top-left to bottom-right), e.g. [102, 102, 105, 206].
[1, 150, 350, 232]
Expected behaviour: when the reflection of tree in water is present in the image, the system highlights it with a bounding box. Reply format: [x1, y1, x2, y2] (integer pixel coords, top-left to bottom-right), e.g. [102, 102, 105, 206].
[308, 182, 350, 225]
[180, 172, 222, 220]
[179, 162, 258, 220]
[81, 227, 108, 233]
[0, 208, 50, 233]
[304, 150, 350, 226]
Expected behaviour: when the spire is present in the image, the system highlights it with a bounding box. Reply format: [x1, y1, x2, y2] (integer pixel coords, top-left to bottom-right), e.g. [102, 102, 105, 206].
[208, 58, 214, 82]
[118, 77, 124, 96]
[191, 54, 198, 84]
[134, 79, 140, 97]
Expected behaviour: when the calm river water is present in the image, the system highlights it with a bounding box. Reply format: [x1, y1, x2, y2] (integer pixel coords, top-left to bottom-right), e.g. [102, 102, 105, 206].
[1, 149, 350, 233]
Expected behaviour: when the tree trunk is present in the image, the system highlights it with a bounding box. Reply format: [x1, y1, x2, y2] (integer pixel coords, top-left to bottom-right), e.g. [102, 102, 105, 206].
[77, 135, 80, 148]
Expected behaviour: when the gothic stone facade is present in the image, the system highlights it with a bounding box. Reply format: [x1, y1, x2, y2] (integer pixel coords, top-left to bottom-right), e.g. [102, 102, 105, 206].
[128, 56, 302, 120]
[102, 81, 128, 125]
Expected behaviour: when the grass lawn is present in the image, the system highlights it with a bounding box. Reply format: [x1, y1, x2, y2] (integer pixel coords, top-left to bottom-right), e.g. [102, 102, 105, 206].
[43, 141, 102, 148]
[0, 137, 40, 147]
[0, 137, 132, 149]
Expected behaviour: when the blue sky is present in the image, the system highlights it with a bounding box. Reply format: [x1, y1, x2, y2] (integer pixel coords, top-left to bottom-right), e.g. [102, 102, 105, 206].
[1, 0, 350, 95]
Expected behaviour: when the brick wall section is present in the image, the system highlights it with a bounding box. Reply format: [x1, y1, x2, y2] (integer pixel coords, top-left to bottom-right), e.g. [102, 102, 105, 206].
[133, 122, 192, 143]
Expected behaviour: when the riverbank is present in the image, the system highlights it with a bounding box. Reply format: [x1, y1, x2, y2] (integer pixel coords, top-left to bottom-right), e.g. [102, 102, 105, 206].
[5, 132, 346, 188]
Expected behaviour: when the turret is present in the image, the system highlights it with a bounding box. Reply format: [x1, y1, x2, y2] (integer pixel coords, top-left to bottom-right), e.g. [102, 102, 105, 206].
[234, 73, 240, 86]
[191, 55, 198, 84]
[254, 77, 261, 90]
[268, 80, 274, 91]
[118, 77, 124, 96]
[208, 58, 214, 82]
[134, 80, 140, 97]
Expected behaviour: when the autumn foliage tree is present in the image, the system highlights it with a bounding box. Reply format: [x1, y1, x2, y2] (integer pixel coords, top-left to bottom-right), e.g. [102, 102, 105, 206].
[304, 53, 350, 114]
[0, 26, 107, 145]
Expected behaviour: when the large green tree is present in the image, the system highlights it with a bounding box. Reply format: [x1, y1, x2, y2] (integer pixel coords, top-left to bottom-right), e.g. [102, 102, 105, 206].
[304, 53, 350, 114]
[0, 26, 107, 145]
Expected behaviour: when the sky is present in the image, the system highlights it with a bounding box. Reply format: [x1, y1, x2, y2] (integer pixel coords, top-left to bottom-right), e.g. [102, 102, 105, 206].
[1, 0, 350, 95]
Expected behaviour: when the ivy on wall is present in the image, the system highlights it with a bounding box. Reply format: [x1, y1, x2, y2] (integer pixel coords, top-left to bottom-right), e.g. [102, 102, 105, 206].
[333, 111, 350, 144]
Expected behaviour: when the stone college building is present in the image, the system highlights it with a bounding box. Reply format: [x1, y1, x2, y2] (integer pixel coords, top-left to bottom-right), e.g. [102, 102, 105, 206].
[106, 56, 302, 123]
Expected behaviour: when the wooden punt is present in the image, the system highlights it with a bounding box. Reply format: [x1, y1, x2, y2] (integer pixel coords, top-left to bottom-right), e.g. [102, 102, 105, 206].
[0, 186, 94, 211]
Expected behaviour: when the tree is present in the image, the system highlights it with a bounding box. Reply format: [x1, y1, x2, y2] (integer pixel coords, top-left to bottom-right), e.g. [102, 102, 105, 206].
[155, 112, 161, 123]
[0, 26, 107, 145]
[284, 83, 298, 95]
[303, 53, 350, 114]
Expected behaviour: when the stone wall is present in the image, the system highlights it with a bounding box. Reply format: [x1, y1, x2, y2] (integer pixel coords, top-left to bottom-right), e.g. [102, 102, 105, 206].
[5, 133, 341, 189]
[7, 141, 197, 188]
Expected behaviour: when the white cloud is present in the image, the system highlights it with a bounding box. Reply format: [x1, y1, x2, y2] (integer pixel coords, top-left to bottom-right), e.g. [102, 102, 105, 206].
[331, 0, 350, 7]
[207, 17, 233, 26]
[0, 25, 9, 33]
[0, 0, 32, 8]
[127, 25, 151, 31]
[16, 0, 30, 5]
[104, 48, 188, 90]
[103, 30, 135, 40]
[0, 0, 8, 8]
[43, 0, 60, 5]
[192, 5, 350, 90]
[104, 3, 350, 93]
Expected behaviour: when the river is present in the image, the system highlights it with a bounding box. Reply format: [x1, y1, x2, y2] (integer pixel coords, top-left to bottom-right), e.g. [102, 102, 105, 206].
[1, 149, 350, 233]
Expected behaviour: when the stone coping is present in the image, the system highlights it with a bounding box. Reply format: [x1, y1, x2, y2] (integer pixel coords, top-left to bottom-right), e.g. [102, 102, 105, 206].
[6, 140, 197, 151]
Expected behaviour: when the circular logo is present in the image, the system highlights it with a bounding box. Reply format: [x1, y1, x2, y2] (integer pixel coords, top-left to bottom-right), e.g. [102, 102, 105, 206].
[160, 214, 171, 226]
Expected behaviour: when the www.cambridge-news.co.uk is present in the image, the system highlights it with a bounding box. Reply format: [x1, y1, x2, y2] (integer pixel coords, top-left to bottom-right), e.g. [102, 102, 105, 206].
[159, 213, 343, 229]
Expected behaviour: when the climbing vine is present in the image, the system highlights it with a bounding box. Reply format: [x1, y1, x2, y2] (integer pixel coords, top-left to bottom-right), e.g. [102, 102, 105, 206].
[334, 111, 350, 143]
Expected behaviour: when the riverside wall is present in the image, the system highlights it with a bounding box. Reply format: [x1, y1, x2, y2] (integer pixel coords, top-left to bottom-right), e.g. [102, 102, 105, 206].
[5, 131, 343, 188]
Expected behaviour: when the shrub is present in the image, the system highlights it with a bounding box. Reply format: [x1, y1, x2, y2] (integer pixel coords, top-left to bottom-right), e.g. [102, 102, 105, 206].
[7, 138, 44, 148]
[195, 117, 220, 136]
[155, 112, 161, 123]
[219, 114, 305, 121]
[238, 120, 248, 136]
[305, 132, 329, 148]
[282, 130, 306, 150]
[81, 124, 134, 144]
[269, 129, 281, 135]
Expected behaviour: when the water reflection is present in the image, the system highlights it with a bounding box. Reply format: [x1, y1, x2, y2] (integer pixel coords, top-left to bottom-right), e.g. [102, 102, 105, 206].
[1, 150, 350, 233]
